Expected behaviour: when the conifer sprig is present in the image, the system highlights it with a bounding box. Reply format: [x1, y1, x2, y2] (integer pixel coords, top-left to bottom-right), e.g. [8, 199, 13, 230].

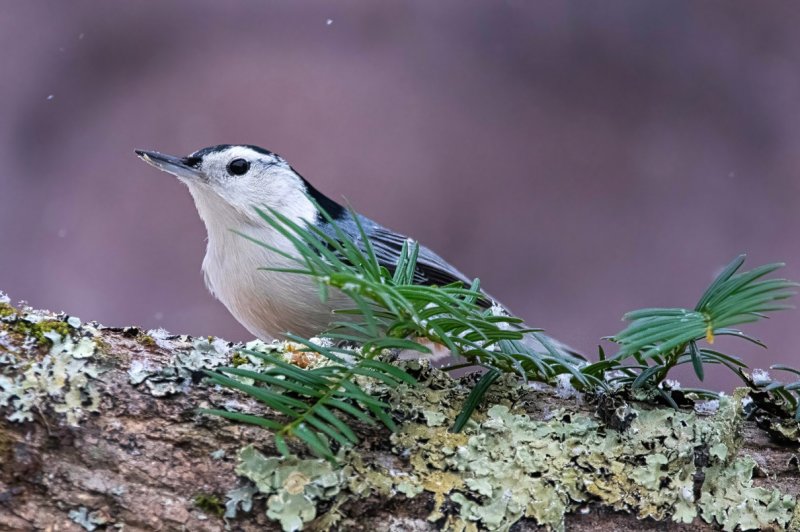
[201, 338, 414, 461]
[608, 255, 797, 395]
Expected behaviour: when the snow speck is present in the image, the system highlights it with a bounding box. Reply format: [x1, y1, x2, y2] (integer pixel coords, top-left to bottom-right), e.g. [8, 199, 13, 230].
[554, 373, 581, 399]
[752, 368, 772, 387]
[46, 94, 54, 101]
[326, 18, 333, 26]
[694, 399, 719, 416]
[78, 33, 85, 40]
[57, 228, 68, 238]
[154, 312, 164, 321]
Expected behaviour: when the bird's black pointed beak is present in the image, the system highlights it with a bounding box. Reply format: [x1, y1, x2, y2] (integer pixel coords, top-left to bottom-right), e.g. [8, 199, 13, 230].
[135, 149, 202, 181]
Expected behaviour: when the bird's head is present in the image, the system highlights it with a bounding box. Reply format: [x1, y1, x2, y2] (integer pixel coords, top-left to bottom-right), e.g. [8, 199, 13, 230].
[136, 144, 326, 229]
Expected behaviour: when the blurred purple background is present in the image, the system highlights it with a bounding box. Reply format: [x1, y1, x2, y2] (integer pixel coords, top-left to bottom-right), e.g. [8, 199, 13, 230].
[2, 1, 799, 391]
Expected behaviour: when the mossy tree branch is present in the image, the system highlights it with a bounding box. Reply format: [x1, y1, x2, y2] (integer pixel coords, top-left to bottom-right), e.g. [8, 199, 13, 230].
[1, 296, 799, 531]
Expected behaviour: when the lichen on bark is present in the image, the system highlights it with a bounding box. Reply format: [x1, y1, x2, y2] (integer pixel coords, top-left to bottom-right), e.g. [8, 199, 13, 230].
[1, 292, 799, 531]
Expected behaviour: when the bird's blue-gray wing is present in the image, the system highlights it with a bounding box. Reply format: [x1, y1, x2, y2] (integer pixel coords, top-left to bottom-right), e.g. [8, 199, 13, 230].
[316, 213, 581, 357]
[319, 213, 475, 288]
[367, 225, 475, 288]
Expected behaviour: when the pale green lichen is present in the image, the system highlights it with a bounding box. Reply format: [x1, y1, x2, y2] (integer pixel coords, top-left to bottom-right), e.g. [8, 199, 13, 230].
[224, 484, 258, 519]
[127, 335, 330, 396]
[0, 309, 102, 426]
[699, 456, 795, 531]
[342, 451, 429, 503]
[210, 448, 226, 460]
[127, 333, 232, 396]
[234, 445, 344, 531]
[225, 354, 796, 531]
[422, 409, 447, 427]
[5, 294, 791, 530]
[68, 506, 109, 531]
[388, 386, 795, 531]
[765, 419, 800, 445]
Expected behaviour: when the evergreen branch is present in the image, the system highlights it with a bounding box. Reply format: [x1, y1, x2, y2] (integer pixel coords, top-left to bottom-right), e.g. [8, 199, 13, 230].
[609, 254, 797, 391]
[202, 340, 414, 461]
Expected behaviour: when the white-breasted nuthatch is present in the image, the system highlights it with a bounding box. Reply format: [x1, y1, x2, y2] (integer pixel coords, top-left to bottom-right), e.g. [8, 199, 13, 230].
[135, 144, 572, 356]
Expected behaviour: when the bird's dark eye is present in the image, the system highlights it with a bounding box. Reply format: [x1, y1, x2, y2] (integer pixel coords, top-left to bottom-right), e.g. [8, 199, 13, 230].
[227, 158, 250, 176]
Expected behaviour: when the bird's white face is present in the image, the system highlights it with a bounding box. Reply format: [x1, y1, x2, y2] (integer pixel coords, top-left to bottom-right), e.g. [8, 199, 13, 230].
[137, 144, 317, 229]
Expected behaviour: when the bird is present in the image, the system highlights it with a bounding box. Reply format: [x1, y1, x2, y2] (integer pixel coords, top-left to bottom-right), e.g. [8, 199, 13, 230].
[135, 144, 574, 357]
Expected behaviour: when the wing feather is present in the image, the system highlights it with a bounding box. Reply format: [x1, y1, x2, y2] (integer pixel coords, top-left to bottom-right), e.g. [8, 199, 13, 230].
[315, 212, 488, 304]
[368, 226, 474, 287]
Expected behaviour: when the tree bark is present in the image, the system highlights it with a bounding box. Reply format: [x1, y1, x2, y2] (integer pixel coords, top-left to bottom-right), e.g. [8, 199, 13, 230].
[0, 299, 798, 531]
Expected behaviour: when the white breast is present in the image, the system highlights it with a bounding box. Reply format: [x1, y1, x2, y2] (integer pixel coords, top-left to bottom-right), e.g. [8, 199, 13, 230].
[202, 226, 351, 340]
[189, 187, 349, 341]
